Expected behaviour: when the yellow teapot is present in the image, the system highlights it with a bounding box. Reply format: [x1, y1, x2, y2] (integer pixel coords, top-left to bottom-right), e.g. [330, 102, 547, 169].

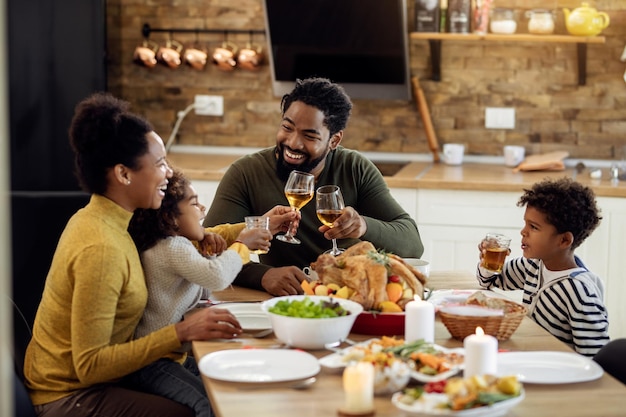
[563, 2, 610, 36]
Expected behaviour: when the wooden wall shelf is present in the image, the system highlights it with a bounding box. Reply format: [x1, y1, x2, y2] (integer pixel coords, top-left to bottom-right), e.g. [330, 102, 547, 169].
[409, 33, 606, 85]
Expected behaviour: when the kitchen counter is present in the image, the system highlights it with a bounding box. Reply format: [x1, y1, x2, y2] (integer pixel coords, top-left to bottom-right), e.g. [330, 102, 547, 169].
[166, 151, 626, 198]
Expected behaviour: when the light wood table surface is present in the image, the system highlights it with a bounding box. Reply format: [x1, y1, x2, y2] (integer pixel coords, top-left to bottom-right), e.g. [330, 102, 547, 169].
[193, 271, 626, 417]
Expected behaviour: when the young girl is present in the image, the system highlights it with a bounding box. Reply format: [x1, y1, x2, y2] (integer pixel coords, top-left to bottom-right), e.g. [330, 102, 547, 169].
[476, 177, 608, 357]
[127, 169, 293, 416]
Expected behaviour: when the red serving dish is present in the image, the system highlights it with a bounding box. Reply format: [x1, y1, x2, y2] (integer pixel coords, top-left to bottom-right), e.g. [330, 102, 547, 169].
[351, 311, 405, 336]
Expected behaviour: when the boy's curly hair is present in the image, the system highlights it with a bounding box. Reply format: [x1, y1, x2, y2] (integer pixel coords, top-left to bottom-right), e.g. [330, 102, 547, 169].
[517, 177, 601, 249]
[128, 169, 190, 252]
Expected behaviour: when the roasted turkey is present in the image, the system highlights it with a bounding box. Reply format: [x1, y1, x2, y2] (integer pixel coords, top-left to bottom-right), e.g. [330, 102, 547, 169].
[310, 241, 427, 310]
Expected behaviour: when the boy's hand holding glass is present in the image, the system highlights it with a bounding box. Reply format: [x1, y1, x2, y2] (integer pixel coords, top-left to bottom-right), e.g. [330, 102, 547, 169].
[479, 233, 512, 273]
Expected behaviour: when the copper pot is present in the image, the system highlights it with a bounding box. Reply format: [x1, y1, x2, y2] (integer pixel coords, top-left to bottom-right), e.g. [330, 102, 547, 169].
[212, 41, 238, 71]
[237, 43, 264, 71]
[157, 39, 183, 69]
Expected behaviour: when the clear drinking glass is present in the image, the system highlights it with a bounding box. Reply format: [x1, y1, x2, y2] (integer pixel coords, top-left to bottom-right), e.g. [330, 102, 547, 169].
[276, 170, 315, 245]
[316, 185, 345, 256]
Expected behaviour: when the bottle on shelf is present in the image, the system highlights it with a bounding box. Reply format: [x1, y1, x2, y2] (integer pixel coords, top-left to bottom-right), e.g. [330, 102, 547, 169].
[448, 0, 471, 33]
[440, 0, 448, 32]
[415, 0, 441, 33]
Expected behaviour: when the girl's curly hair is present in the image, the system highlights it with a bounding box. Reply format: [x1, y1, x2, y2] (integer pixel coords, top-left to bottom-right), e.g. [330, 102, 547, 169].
[128, 169, 190, 252]
[517, 177, 602, 249]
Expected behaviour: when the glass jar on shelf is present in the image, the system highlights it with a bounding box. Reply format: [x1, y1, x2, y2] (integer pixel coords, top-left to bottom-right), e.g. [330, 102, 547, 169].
[526, 9, 555, 35]
[489, 8, 517, 34]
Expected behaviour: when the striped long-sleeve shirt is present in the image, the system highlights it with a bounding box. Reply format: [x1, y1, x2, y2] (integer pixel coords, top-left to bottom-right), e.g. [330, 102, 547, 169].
[477, 256, 609, 357]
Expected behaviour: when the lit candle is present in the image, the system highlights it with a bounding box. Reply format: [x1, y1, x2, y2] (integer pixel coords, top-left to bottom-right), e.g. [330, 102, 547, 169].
[404, 295, 435, 343]
[340, 362, 375, 415]
[463, 326, 498, 377]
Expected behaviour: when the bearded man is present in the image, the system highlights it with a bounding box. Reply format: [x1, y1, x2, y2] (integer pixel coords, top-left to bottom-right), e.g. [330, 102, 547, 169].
[204, 77, 424, 295]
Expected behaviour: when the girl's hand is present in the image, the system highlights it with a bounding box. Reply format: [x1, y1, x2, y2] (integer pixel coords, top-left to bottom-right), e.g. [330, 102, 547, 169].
[236, 227, 272, 253]
[199, 232, 228, 256]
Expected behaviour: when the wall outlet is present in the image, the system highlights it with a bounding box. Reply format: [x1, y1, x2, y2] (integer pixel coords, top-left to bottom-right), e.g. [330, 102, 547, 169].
[194, 95, 224, 116]
[485, 107, 515, 129]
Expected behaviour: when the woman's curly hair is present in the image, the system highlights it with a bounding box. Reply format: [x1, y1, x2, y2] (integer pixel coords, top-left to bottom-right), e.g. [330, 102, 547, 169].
[517, 177, 602, 249]
[69, 92, 153, 195]
[280, 77, 353, 137]
[128, 169, 190, 252]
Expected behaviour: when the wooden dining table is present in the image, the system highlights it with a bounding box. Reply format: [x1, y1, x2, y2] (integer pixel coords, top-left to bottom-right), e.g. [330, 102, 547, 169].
[192, 271, 626, 417]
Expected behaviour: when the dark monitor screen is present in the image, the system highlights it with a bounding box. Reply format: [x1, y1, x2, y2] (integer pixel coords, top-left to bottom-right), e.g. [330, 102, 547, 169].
[263, 0, 411, 100]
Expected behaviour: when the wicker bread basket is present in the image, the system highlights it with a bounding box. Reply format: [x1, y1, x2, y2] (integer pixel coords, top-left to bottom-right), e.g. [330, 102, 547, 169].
[439, 299, 528, 341]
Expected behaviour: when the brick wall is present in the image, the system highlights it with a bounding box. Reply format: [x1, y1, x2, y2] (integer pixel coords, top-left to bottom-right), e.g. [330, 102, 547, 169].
[106, 0, 626, 159]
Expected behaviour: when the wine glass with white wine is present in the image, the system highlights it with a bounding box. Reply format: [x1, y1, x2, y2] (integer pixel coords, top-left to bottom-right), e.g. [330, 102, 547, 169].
[276, 170, 315, 244]
[316, 185, 345, 256]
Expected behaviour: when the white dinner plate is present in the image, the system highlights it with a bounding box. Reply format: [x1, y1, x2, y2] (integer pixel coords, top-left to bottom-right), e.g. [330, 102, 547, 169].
[392, 390, 525, 417]
[497, 351, 603, 384]
[198, 349, 320, 383]
[211, 303, 271, 330]
[318, 339, 464, 383]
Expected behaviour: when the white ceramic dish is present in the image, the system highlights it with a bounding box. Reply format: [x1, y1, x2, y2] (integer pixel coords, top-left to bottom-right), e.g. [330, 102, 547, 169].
[318, 340, 464, 383]
[198, 349, 320, 383]
[392, 389, 525, 417]
[211, 303, 270, 330]
[497, 351, 603, 384]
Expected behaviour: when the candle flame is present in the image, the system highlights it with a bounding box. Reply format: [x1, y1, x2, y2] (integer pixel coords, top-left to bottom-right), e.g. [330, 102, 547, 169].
[475, 326, 484, 336]
[413, 294, 422, 301]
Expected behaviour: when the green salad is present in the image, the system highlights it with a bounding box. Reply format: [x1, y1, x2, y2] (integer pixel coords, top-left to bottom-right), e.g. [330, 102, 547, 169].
[269, 297, 350, 318]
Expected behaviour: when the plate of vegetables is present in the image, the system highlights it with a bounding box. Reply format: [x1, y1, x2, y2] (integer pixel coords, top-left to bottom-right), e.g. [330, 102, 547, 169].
[385, 339, 465, 383]
[392, 375, 524, 416]
[319, 338, 464, 383]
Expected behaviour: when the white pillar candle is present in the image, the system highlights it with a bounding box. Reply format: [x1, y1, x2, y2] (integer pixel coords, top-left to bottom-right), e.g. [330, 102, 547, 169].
[463, 326, 498, 377]
[342, 362, 375, 413]
[404, 295, 435, 343]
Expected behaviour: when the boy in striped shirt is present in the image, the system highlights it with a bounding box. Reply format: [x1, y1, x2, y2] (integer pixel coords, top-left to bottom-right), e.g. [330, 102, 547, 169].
[477, 177, 609, 356]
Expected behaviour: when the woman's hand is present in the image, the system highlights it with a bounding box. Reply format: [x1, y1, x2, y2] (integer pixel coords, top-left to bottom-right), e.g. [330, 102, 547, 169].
[263, 205, 299, 235]
[174, 307, 242, 342]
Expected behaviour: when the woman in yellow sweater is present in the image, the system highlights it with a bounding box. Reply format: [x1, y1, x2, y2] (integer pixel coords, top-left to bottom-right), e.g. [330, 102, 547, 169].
[23, 93, 241, 417]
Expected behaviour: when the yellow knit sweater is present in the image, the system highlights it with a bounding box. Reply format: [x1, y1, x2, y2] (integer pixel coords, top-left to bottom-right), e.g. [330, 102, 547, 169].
[24, 195, 182, 405]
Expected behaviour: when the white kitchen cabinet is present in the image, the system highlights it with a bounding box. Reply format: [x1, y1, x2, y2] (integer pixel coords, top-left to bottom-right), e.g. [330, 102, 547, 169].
[389, 187, 418, 221]
[593, 197, 626, 339]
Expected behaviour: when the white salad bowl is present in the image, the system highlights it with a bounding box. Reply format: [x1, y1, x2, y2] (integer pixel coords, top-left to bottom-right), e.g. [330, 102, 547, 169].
[261, 295, 363, 350]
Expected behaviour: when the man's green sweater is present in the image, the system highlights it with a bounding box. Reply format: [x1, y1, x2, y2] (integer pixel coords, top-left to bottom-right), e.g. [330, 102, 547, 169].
[204, 146, 424, 290]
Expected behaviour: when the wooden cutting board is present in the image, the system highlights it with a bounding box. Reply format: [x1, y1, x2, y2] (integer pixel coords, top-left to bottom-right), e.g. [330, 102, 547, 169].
[513, 151, 569, 172]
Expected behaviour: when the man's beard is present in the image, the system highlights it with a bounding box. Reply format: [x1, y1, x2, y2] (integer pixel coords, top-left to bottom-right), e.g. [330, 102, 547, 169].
[275, 145, 327, 181]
